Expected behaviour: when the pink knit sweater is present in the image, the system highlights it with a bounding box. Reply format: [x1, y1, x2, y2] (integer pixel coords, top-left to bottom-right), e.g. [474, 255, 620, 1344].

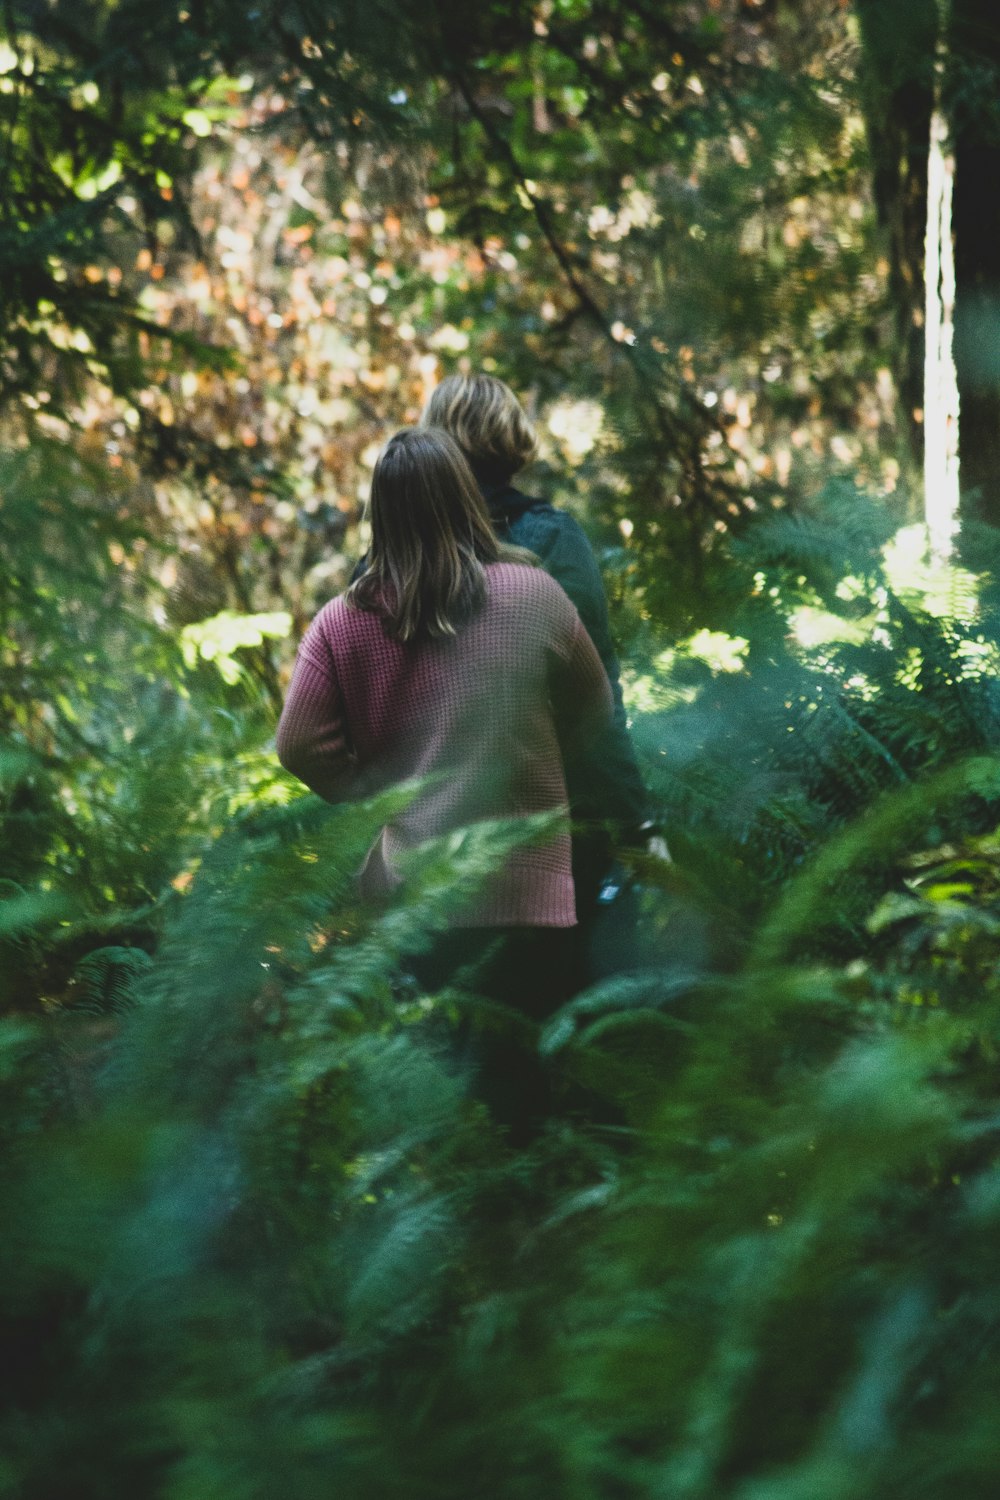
[276, 562, 613, 927]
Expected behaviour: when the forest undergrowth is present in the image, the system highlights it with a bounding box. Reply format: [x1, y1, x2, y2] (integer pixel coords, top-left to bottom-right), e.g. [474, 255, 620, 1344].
[5, 462, 1000, 1499]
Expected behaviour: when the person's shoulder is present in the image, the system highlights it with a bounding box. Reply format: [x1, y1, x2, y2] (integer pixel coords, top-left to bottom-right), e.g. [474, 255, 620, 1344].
[305, 593, 364, 652]
[487, 558, 557, 590]
[540, 506, 592, 546]
[311, 593, 349, 632]
[505, 489, 562, 530]
[509, 494, 593, 552]
[485, 560, 574, 614]
[505, 484, 557, 513]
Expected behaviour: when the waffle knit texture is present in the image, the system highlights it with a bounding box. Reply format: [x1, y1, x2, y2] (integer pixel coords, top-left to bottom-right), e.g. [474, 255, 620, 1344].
[276, 562, 613, 927]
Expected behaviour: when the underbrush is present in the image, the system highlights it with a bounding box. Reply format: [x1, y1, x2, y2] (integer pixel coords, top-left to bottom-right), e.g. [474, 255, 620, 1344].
[5, 479, 1000, 1498]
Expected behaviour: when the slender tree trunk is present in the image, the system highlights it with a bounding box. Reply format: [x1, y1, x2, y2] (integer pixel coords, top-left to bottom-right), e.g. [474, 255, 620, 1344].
[949, 0, 1000, 526]
[923, 65, 960, 557]
[855, 0, 937, 456]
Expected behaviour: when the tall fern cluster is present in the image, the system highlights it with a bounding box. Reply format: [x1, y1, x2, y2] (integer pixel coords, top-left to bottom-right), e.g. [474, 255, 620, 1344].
[5, 465, 1000, 1498]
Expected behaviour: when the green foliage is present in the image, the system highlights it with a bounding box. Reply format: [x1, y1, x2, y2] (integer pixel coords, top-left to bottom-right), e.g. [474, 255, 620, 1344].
[7, 2, 1000, 1493]
[179, 611, 293, 686]
[68, 944, 153, 1013]
[3, 0, 891, 566]
[4, 472, 1000, 1496]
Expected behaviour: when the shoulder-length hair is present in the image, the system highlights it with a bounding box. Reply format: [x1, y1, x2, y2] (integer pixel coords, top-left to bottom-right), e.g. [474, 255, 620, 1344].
[346, 427, 536, 642]
[422, 374, 538, 483]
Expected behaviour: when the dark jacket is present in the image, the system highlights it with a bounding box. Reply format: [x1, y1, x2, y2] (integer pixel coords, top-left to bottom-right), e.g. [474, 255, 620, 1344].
[482, 481, 650, 836]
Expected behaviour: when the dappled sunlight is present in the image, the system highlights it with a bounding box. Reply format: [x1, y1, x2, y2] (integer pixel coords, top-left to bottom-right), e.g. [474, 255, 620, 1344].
[883, 523, 980, 622]
[788, 603, 870, 649]
[180, 610, 292, 685]
[686, 628, 750, 673]
[622, 631, 747, 713]
[545, 398, 604, 464]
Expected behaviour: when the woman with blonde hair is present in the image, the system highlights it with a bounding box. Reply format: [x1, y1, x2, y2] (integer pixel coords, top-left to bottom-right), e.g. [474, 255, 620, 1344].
[276, 426, 613, 1009]
[423, 375, 664, 960]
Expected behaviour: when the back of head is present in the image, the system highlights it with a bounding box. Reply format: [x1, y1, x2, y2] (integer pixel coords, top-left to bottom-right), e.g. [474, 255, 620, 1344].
[347, 426, 503, 642]
[422, 374, 538, 485]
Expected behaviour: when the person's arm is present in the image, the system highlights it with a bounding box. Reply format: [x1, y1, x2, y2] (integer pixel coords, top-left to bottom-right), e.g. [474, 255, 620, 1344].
[529, 511, 652, 834]
[548, 600, 615, 760]
[528, 512, 622, 692]
[276, 627, 360, 803]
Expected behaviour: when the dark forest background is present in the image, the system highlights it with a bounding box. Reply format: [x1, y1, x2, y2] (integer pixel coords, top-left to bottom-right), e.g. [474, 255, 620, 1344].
[6, 2, 1000, 1496]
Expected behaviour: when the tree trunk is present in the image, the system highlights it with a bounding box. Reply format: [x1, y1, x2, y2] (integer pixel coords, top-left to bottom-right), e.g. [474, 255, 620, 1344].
[949, 0, 1000, 525]
[923, 92, 961, 555]
[855, 0, 937, 456]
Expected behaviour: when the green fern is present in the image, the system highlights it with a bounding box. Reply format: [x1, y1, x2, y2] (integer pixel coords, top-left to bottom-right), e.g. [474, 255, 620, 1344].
[68, 946, 153, 1015]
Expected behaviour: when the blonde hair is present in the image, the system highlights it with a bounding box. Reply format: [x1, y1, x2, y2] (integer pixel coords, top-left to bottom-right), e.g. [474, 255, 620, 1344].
[422, 374, 538, 481]
[347, 427, 536, 642]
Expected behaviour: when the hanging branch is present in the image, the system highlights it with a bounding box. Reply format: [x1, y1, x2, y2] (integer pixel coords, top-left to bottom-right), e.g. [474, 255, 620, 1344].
[448, 65, 740, 540]
[451, 69, 614, 340]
